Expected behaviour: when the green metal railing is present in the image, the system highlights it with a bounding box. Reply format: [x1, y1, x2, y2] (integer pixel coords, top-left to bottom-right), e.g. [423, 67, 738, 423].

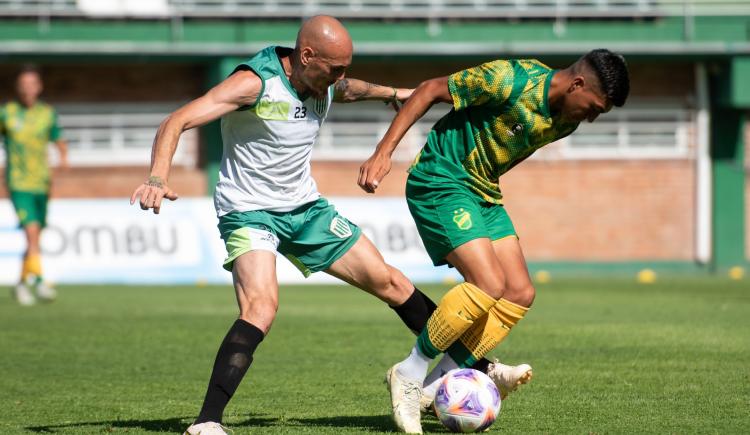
[1, 0, 749, 18]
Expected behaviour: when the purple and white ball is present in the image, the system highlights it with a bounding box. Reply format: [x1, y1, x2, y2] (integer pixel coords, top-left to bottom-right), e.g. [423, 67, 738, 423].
[434, 368, 502, 433]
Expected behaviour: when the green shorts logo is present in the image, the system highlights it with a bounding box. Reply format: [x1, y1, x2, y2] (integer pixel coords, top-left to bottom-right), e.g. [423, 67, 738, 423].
[330, 217, 353, 239]
[453, 208, 472, 230]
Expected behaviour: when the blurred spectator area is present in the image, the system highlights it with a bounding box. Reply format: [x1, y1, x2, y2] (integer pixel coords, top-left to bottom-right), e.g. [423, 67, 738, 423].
[1, 0, 749, 18]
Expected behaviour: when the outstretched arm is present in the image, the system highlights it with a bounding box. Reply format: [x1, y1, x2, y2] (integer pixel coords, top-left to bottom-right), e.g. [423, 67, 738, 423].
[54, 139, 68, 169]
[357, 76, 452, 193]
[131, 69, 262, 214]
[333, 78, 412, 109]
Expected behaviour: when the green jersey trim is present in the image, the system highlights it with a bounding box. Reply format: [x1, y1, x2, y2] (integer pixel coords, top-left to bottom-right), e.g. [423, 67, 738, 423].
[541, 70, 555, 119]
[240, 46, 296, 108]
[272, 47, 300, 100]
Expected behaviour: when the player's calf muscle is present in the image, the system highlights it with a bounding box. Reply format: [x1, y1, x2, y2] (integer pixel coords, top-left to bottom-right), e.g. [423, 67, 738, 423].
[383, 266, 415, 305]
[368, 278, 407, 305]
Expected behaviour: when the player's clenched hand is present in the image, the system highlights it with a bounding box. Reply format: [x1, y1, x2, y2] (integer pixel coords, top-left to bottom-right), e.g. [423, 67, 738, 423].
[358, 152, 392, 194]
[130, 176, 179, 214]
[396, 88, 413, 102]
[388, 88, 414, 112]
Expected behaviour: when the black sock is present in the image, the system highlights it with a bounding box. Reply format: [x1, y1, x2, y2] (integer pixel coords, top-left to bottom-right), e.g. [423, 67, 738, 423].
[195, 319, 264, 424]
[390, 288, 492, 373]
[471, 357, 492, 374]
[390, 287, 438, 335]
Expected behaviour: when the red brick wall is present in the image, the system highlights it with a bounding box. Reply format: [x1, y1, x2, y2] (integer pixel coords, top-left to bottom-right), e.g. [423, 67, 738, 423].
[501, 160, 694, 261]
[0, 167, 207, 198]
[311, 61, 698, 261]
[312, 160, 695, 261]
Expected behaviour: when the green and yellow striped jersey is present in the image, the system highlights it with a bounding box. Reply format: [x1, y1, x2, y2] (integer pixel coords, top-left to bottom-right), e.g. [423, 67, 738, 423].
[410, 59, 579, 204]
[0, 101, 61, 193]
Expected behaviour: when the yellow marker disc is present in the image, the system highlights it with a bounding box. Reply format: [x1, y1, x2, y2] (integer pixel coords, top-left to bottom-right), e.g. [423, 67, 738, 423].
[535, 270, 551, 284]
[637, 269, 657, 284]
[728, 266, 745, 280]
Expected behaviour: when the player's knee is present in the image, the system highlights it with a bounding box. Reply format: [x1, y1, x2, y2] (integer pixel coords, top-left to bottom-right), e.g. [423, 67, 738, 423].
[239, 295, 278, 332]
[507, 282, 535, 307]
[469, 276, 505, 300]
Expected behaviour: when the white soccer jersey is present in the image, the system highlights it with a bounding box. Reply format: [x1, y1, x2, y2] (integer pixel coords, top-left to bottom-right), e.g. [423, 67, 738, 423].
[214, 46, 333, 216]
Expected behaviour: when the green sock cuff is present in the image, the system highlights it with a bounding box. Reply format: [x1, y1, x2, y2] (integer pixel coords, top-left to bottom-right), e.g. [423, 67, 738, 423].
[416, 329, 442, 359]
[446, 341, 477, 368]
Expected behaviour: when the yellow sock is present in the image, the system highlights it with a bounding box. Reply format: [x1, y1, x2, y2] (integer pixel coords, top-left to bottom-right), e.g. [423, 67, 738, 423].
[24, 254, 43, 282]
[20, 256, 32, 283]
[416, 282, 497, 359]
[449, 298, 529, 366]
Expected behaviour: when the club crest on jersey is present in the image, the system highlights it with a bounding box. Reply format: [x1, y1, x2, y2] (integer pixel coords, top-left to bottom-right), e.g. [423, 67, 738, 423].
[508, 123, 523, 137]
[312, 96, 327, 117]
[329, 217, 352, 238]
[453, 208, 472, 230]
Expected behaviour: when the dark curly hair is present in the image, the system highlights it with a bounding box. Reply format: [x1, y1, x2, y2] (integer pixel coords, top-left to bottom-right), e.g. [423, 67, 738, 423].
[582, 49, 630, 107]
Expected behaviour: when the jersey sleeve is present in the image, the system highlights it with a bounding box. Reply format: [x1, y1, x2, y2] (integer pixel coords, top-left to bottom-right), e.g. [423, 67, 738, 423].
[0, 104, 5, 137]
[448, 60, 516, 110]
[49, 110, 62, 141]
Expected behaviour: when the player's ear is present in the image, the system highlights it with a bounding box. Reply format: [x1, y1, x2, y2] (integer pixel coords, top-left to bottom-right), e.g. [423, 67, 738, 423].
[568, 76, 585, 93]
[300, 47, 315, 67]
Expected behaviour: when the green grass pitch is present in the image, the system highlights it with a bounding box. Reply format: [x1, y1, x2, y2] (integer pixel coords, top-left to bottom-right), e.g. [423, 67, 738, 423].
[1, 278, 748, 434]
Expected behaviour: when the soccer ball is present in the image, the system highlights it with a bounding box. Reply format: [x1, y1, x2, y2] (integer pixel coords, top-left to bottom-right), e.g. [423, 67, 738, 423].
[433, 368, 501, 433]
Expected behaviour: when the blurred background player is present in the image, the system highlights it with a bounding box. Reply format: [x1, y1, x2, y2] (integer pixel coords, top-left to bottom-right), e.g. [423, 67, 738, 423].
[1, 65, 68, 306]
[359, 49, 630, 433]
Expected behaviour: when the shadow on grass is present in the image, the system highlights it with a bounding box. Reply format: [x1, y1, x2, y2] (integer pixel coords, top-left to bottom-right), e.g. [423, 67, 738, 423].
[289, 415, 393, 432]
[289, 414, 447, 433]
[25, 415, 275, 433]
[26, 416, 191, 433]
[25, 413, 446, 433]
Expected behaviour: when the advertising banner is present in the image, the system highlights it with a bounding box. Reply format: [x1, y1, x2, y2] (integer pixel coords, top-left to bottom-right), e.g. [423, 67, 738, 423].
[0, 198, 459, 285]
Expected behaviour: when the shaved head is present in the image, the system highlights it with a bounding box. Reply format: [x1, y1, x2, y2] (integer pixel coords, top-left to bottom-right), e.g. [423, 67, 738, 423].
[296, 15, 353, 60]
[287, 15, 353, 99]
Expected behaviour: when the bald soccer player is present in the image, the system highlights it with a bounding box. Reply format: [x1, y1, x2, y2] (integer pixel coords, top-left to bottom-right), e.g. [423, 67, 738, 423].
[130, 16, 440, 435]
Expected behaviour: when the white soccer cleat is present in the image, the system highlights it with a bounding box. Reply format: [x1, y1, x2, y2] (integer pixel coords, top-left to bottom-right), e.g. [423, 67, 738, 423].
[419, 391, 435, 415]
[35, 282, 57, 302]
[385, 363, 424, 434]
[183, 422, 231, 435]
[13, 283, 36, 306]
[486, 360, 533, 399]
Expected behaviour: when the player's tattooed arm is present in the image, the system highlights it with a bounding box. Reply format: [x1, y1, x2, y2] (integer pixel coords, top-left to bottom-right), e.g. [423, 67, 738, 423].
[333, 78, 413, 104]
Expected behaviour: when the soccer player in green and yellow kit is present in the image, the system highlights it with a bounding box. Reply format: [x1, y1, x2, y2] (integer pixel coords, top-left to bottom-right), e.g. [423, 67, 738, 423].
[358, 49, 630, 433]
[1, 66, 68, 306]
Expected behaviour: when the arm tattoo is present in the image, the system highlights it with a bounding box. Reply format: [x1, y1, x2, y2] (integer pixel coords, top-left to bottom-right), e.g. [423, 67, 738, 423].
[146, 175, 164, 188]
[333, 79, 350, 100]
[334, 79, 387, 103]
